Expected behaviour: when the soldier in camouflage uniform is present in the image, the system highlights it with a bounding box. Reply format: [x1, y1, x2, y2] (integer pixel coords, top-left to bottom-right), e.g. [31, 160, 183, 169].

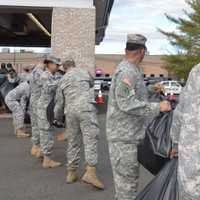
[37, 55, 62, 168]
[170, 64, 200, 200]
[30, 62, 46, 158]
[5, 81, 31, 138]
[106, 34, 171, 200]
[19, 65, 34, 83]
[54, 59, 104, 189]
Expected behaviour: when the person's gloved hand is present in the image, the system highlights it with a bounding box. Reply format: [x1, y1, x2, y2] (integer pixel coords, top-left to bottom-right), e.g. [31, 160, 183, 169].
[53, 120, 64, 128]
[154, 83, 165, 93]
[170, 148, 178, 158]
[160, 101, 171, 112]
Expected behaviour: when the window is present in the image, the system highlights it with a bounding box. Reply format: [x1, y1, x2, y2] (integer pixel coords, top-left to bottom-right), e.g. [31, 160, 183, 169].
[162, 82, 169, 87]
[150, 74, 155, 77]
[171, 82, 180, 87]
[160, 74, 164, 77]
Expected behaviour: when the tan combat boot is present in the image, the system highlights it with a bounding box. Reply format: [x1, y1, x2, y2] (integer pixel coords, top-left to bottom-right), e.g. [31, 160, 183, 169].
[56, 132, 67, 141]
[16, 128, 30, 138]
[35, 148, 43, 159]
[82, 165, 104, 190]
[66, 168, 79, 184]
[31, 145, 40, 157]
[42, 156, 61, 169]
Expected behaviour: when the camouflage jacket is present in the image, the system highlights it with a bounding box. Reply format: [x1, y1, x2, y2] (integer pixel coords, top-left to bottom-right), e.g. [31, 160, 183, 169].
[37, 70, 61, 110]
[6, 81, 30, 111]
[30, 66, 44, 101]
[106, 58, 160, 143]
[170, 64, 200, 199]
[54, 67, 95, 117]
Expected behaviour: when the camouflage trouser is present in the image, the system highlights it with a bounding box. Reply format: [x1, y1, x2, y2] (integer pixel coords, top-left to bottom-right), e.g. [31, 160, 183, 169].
[109, 142, 139, 200]
[180, 192, 197, 200]
[30, 98, 40, 145]
[179, 180, 198, 200]
[37, 106, 54, 156]
[6, 99, 24, 130]
[66, 104, 99, 169]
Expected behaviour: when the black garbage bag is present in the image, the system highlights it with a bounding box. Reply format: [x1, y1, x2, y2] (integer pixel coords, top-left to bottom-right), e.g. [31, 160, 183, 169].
[24, 98, 31, 124]
[138, 111, 173, 175]
[148, 92, 166, 102]
[136, 158, 179, 200]
[47, 99, 55, 127]
[24, 112, 31, 124]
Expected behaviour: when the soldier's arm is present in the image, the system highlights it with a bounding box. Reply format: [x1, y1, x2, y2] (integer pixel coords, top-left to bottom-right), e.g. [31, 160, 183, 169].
[170, 67, 197, 146]
[34, 68, 45, 86]
[115, 72, 160, 116]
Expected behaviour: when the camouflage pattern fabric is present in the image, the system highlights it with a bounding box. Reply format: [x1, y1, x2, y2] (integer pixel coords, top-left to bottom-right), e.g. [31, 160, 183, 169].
[19, 73, 32, 83]
[54, 79, 65, 122]
[30, 66, 44, 146]
[5, 81, 30, 130]
[106, 58, 160, 200]
[54, 67, 99, 169]
[109, 142, 139, 200]
[170, 64, 200, 200]
[37, 70, 60, 156]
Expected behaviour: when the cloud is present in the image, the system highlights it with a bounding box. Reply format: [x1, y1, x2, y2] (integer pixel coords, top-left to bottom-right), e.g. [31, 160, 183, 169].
[97, 0, 190, 54]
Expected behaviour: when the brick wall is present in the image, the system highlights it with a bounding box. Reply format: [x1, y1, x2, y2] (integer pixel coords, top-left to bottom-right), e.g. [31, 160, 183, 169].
[51, 7, 96, 73]
[95, 54, 169, 77]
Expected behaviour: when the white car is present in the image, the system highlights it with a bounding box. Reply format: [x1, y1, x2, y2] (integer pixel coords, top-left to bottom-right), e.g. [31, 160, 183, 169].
[94, 80, 102, 91]
[160, 81, 182, 95]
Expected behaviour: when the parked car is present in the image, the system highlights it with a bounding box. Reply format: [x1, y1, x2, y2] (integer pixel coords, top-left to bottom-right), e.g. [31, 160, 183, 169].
[94, 77, 112, 91]
[160, 81, 182, 95]
[94, 79, 102, 91]
[145, 77, 167, 86]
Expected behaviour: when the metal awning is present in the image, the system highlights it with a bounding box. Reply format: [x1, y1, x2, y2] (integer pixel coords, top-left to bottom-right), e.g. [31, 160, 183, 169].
[0, 0, 114, 47]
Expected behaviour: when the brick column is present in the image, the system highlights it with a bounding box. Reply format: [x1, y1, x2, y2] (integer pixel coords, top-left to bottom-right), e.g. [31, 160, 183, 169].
[51, 7, 96, 73]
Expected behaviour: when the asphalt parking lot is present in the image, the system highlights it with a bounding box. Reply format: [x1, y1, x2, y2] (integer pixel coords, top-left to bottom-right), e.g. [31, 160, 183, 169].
[0, 113, 153, 200]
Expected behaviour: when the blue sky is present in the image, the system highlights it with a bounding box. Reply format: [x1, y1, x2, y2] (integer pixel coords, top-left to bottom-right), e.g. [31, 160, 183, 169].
[96, 0, 189, 55]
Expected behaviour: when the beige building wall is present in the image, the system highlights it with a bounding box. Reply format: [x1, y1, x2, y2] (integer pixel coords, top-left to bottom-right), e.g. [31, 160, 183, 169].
[95, 54, 169, 77]
[0, 53, 168, 77]
[0, 53, 43, 73]
[51, 7, 96, 73]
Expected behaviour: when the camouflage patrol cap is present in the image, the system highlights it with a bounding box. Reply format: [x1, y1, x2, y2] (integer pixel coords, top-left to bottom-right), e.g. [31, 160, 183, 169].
[127, 34, 147, 46]
[126, 34, 147, 51]
[61, 58, 76, 71]
[44, 55, 62, 66]
[63, 59, 75, 67]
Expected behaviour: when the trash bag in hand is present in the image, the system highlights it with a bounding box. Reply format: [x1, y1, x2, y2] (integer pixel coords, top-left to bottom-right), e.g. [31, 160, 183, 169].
[138, 111, 173, 175]
[24, 98, 31, 124]
[136, 158, 179, 200]
[47, 99, 55, 126]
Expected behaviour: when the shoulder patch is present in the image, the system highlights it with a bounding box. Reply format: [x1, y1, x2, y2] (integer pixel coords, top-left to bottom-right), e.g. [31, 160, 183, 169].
[122, 77, 132, 87]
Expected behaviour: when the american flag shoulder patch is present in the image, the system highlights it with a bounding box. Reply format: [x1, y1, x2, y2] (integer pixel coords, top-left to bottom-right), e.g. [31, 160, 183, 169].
[122, 77, 131, 87]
